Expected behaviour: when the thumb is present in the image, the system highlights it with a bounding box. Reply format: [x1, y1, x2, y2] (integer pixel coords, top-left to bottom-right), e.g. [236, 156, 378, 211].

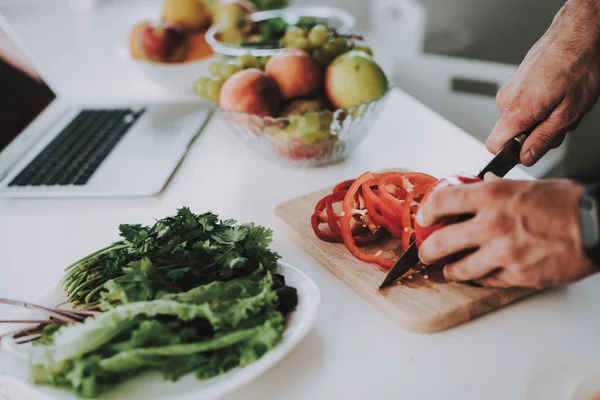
[483, 172, 502, 182]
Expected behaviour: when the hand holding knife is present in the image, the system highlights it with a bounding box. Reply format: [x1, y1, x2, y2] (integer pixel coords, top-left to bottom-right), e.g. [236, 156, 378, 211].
[379, 130, 532, 289]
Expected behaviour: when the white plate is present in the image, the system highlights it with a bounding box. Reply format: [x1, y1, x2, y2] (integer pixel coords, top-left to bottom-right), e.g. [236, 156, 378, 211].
[0, 261, 320, 400]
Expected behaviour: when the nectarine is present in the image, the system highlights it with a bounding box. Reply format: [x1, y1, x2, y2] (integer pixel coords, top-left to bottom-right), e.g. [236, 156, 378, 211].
[219, 68, 283, 118]
[141, 23, 189, 63]
[265, 50, 323, 101]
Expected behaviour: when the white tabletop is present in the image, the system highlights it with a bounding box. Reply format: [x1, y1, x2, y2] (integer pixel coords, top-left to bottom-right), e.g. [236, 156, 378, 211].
[1, 1, 600, 399]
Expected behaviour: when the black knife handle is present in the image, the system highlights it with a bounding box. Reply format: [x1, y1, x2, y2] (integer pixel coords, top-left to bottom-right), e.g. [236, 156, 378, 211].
[477, 131, 531, 179]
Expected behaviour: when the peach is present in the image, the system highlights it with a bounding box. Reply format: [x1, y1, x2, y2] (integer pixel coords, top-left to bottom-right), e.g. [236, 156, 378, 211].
[219, 68, 283, 117]
[264, 50, 323, 101]
[141, 23, 189, 63]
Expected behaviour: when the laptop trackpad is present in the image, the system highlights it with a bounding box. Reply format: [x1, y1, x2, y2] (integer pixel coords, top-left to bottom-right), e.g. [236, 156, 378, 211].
[87, 103, 212, 195]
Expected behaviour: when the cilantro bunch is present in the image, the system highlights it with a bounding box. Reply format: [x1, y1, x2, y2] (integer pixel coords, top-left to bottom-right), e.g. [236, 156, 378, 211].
[60, 208, 281, 307]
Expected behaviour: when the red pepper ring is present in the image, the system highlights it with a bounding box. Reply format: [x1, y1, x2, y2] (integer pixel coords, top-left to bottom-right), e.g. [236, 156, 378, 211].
[398, 182, 434, 249]
[323, 191, 383, 246]
[311, 211, 342, 243]
[324, 191, 346, 236]
[333, 179, 355, 193]
[340, 172, 395, 269]
[377, 179, 406, 220]
[361, 180, 405, 238]
[311, 195, 343, 243]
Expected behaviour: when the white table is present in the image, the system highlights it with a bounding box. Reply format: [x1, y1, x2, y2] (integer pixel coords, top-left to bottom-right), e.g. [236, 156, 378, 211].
[1, 1, 600, 399]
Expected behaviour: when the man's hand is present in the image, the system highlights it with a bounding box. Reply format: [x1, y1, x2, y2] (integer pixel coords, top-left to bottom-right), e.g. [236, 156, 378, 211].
[486, 0, 600, 167]
[416, 173, 597, 289]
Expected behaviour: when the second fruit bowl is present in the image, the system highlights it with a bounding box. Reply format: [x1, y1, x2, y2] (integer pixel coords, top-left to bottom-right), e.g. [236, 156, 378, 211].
[219, 87, 391, 167]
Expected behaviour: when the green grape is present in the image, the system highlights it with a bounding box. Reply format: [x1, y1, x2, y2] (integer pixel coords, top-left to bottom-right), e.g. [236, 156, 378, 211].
[308, 24, 329, 47]
[288, 37, 311, 52]
[220, 62, 243, 80]
[323, 37, 348, 57]
[283, 26, 306, 44]
[193, 77, 211, 99]
[206, 78, 224, 102]
[312, 49, 334, 66]
[319, 111, 334, 130]
[238, 53, 260, 69]
[258, 56, 271, 69]
[209, 62, 222, 78]
[301, 112, 320, 134]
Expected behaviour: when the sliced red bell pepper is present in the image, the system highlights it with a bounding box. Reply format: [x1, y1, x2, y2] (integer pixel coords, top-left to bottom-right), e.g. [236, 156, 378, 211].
[333, 179, 355, 193]
[311, 195, 342, 243]
[340, 172, 395, 268]
[361, 180, 405, 238]
[325, 190, 383, 246]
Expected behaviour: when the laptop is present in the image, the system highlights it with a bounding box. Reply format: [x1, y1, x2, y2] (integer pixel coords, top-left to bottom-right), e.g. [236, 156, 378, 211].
[0, 14, 213, 198]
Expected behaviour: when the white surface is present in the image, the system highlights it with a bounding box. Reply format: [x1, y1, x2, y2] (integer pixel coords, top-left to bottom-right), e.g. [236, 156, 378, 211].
[1, 1, 600, 400]
[0, 262, 321, 400]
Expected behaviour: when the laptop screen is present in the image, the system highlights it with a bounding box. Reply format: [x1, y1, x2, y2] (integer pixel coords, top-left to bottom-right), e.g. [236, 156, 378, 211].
[0, 26, 56, 153]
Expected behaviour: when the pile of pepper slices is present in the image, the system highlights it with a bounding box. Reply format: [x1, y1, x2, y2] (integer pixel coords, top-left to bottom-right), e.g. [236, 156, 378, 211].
[310, 171, 438, 269]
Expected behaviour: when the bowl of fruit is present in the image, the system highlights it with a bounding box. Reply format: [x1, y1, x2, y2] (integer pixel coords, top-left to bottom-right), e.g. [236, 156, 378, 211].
[195, 7, 392, 166]
[123, 0, 266, 92]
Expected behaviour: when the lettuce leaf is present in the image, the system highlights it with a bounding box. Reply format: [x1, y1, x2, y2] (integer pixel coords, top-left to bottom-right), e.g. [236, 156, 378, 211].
[30, 272, 286, 398]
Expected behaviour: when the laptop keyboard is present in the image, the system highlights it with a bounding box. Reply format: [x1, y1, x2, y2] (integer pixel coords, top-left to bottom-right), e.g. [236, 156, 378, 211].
[9, 108, 145, 187]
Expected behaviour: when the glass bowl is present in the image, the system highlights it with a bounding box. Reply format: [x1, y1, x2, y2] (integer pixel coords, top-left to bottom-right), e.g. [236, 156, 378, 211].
[219, 88, 392, 167]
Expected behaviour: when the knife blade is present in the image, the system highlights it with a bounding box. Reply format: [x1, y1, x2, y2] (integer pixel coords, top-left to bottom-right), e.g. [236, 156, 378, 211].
[379, 129, 533, 289]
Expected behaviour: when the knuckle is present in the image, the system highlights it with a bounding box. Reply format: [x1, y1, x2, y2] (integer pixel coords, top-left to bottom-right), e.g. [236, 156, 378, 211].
[529, 103, 551, 122]
[556, 106, 577, 126]
[533, 133, 555, 150]
[496, 85, 511, 109]
[488, 213, 515, 236]
[482, 182, 509, 201]
[500, 96, 521, 116]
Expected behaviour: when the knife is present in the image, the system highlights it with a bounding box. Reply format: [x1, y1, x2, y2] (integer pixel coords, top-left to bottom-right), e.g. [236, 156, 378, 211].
[378, 130, 532, 289]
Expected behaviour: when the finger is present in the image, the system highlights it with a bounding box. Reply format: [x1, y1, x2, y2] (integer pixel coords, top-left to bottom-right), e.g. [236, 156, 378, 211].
[520, 101, 573, 166]
[416, 184, 484, 227]
[473, 269, 513, 288]
[442, 247, 500, 282]
[483, 172, 502, 182]
[486, 91, 562, 155]
[418, 219, 482, 265]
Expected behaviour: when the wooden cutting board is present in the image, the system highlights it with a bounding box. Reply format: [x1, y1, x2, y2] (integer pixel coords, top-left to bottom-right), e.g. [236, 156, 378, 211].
[274, 174, 537, 333]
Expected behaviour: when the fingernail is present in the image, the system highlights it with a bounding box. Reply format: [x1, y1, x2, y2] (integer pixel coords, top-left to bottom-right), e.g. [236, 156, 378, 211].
[442, 266, 452, 280]
[522, 149, 538, 167]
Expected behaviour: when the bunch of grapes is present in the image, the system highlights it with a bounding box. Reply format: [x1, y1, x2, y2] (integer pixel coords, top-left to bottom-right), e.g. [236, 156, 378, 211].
[280, 24, 373, 67]
[193, 54, 271, 101]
